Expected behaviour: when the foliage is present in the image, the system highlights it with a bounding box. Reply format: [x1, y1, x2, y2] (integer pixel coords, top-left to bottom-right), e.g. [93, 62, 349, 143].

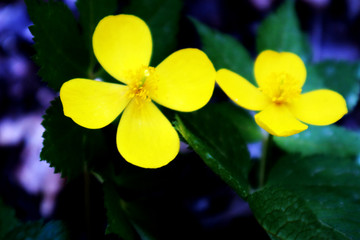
[23, 0, 360, 239]
[0, 198, 19, 239]
[249, 155, 360, 239]
[176, 103, 253, 199]
[0, 198, 68, 240]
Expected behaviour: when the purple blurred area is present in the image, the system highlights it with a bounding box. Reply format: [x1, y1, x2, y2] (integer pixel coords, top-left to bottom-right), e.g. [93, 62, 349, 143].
[0, 0, 63, 220]
[0, 0, 359, 238]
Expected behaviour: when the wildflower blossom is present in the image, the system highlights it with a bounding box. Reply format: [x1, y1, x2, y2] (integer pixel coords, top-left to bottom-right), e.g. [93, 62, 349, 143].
[60, 14, 215, 168]
[216, 50, 347, 136]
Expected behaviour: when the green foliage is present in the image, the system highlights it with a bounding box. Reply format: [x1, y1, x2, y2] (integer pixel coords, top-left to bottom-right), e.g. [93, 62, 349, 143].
[4, 221, 68, 240]
[200, 102, 262, 143]
[250, 186, 346, 239]
[175, 103, 252, 199]
[192, 19, 256, 84]
[41, 98, 106, 179]
[274, 125, 360, 158]
[103, 182, 139, 240]
[0, 199, 19, 239]
[76, 0, 118, 71]
[124, 0, 183, 66]
[257, 0, 311, 62]
[249, 155, 360, 239]
[303, 62, 360, 112]
[25, 0, 360, 238]
[313, 61, 360, 111]
[25, 0, 90, 91]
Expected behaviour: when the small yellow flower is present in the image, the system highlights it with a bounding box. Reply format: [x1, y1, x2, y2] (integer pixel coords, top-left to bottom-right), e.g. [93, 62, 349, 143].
[216, 50, 347, 137]
[60, 14, 216, 168]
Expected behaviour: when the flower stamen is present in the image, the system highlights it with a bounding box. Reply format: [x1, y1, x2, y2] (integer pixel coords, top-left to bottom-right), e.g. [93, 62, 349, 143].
[125, 66, 158, 103]
[260, 72, 302, 104]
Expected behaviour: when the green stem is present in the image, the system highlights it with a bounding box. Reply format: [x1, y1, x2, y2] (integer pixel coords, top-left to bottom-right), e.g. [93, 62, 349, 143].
[82, 134, 91, 238]
[259, 134, 273, 188]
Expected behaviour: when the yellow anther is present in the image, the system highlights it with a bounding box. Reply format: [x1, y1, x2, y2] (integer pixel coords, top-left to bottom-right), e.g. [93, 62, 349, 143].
[125, 66, 158, 103]
[260, 72, 302, 104]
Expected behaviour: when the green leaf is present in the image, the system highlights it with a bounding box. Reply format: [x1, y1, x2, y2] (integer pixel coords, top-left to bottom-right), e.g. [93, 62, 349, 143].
[256, 0, 311, 62]
[175, 103, 252, 199]
[274, 125, 360, 158]
[312, 61, 360, 111]
[203, 102, 262, 142]
[25, 0, 89, 91]
[103, 182, 139, 240]
[0, 199, 19, 239]
[76, 0, 118, 71]
[249, 186, 347, 239]
[5, 221, 68, 240]
[301, 64, 324, 93]
[41, 97, 106, 179]
[249, 155, 360, 239]
[124, 0, 182, 66]
[192, 19, 255, 84]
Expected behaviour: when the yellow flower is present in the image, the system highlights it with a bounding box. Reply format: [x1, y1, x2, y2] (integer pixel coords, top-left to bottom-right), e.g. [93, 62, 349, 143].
[216, 50, 347, 137]
[59, 14, 216, 168]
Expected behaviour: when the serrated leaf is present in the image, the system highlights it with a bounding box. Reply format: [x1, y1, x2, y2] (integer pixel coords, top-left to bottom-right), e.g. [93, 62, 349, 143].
[274, 125, 360, 158]
[256, 0, 311, 62]
[249, 155, 360, 239]
[4, 221, 68, 240]
[123, 0, 182, 66]
[192, 19, 255, 84]
[0, 198, 19, 239]
[41, 97, 106, 179]
[249, 186, 347, 240]
[175, 104, 251, 199]
[103, 182, 139, 240]
[76, 0, 118, 72]
[25, 0, 89, 91]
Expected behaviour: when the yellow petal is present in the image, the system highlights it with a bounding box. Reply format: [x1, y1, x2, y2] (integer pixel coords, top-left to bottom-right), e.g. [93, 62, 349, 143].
[60, 79, 130, 129]
[149, 48, 215, 112]
[117, 99, 180, 168]
[289, 89, 348, 125]
[254, 50, 306, 89]
[255, 104, 308, 137]
[93, 14, 152, 84]
[216, 68, 270, 111]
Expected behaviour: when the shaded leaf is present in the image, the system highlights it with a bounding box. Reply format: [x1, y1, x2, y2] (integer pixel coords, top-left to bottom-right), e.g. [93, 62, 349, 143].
[103, 182, 139, 240]
[249, 155, 360, 239]
[0, 198, 19, 239]
[25, 0, 89, 91]
[313, 61, 360, 111]
[257, 0, 311, 62]
[192, 19, 255, 84]
[203, 102, 262, 143]
[249, 186, 347, 240]
[124, 0, 182, 66]
[274, 125, 360, 158]
[41, 97, 106, 179]
[301, 64, 324, 93]
[76, 0, 118, 72]
[4, 221, 68, 240]
[175, 103, 252, 199]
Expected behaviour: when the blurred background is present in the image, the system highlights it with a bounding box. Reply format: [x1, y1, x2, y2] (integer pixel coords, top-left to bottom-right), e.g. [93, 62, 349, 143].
[0, 0, 359, 239]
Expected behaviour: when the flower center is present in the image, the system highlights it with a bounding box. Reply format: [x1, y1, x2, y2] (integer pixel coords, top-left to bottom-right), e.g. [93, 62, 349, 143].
[125, 66, 157, 102]
[260, 72, 302, 104]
